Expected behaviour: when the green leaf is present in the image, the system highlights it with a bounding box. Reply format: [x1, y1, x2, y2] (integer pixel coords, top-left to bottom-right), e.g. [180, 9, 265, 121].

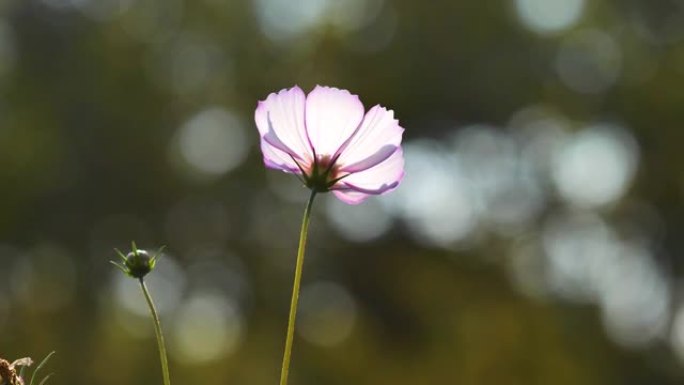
[29, 351, 55, 385]
[152, 245, 167, 263]
[109, 260, 129, 275]
[114, 248, 128, 262]
[37, 373, 53, 385]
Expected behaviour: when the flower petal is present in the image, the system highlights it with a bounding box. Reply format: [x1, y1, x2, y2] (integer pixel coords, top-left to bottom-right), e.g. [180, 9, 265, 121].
[335, 148, 405, 201]
[305, 85, 365, 157]
[255, 86, 312, 162]
[336, 105, 404, 172]
[332, 188, 372, 205]
[260, 139, 302, 173]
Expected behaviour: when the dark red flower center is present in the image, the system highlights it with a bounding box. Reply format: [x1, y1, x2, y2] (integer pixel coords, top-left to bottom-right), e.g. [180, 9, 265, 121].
[303, 154, 346, 193]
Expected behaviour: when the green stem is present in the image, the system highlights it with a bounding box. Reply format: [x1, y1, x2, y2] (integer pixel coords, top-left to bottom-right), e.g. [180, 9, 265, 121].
[280, 190, 317, 385]
[139, 278, 171, 385]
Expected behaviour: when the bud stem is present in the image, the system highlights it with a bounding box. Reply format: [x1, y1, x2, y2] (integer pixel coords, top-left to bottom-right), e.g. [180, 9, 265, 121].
[139, 278, 171, 385]
[279, 190, 316, 385]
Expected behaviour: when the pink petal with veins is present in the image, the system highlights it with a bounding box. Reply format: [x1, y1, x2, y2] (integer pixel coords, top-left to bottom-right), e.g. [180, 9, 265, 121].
[332, 188, 372, 205]
[335, 148, 405, 203]
[305, 86, 365, 157]
[336, 105, 404, 173]
[255, 86, 312, 164]
[260, 140, 302, 173]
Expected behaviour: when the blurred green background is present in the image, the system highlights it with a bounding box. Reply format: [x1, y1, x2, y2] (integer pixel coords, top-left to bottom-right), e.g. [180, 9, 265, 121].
[1, 0, 684, 384]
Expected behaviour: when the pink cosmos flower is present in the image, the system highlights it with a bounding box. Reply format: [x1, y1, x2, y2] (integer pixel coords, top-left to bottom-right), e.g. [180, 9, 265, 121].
[255, 85, 405, 204]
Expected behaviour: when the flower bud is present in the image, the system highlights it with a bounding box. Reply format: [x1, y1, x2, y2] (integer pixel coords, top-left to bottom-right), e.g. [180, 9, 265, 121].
[112, 242, 164, 280]
[124, 249, 155, 279]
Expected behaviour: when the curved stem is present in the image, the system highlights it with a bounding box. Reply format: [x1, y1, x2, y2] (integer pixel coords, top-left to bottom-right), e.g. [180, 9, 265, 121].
[280, 190, 317, 385]
[139, 278, 171, 385]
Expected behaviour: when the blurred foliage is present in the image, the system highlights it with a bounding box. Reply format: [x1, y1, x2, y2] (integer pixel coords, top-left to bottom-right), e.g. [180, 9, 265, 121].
[1, 0, 684, 384]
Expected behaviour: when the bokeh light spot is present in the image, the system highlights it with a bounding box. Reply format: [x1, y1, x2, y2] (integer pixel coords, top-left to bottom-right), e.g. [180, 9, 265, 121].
[170, 291, 244, 364]
[297, 281, 357, 347]
[146, 33, 229, 96]
[384, 140, 480, 248]
[325, 194, 392, 242]
[541, 210, 669, 348]
[542, 211, 615, 302]
[253, 0, 329, 42]
[555, 29, 622, 94]
[172, 107, 248, 179]
[451, 125, 545, 233]
[598, 244, 669, 348]
[10, 244, 77, 312]
[552, 124, 638, 208]
[670, 303, 684, 362]
[515, 0, 584, 35]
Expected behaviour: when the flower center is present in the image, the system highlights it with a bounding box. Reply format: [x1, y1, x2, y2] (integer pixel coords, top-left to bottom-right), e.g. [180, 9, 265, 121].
[304, 154, 343, 192]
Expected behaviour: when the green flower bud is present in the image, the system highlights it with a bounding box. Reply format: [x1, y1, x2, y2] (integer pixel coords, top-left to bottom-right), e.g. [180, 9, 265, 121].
[111, 242, 164, 280]
[124, 249, 155, 279]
